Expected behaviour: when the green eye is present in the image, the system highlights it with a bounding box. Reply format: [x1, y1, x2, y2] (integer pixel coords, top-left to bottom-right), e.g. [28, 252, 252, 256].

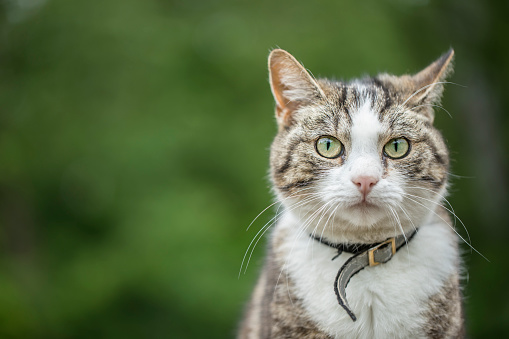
[384, 137, 410, 159]
[316, 136, 343, 159]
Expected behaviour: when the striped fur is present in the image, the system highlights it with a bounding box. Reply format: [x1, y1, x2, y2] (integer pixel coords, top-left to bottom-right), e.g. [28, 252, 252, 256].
[239, 49, 464, 338]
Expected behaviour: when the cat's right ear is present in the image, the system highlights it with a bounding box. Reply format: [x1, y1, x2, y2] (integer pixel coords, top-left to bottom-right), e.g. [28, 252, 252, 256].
[268, 49, 325, 127]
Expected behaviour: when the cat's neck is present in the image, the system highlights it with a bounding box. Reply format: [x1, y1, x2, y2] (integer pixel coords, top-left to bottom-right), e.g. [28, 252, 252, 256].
[271, 208, 458, 339]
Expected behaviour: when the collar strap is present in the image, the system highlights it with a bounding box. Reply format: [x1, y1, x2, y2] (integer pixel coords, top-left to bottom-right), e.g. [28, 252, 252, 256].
[310, 236, 393, 256]
[312, 230, 417, 321]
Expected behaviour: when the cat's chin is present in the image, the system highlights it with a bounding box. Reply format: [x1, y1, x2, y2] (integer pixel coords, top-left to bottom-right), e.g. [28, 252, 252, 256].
[342, 203, 386, 227]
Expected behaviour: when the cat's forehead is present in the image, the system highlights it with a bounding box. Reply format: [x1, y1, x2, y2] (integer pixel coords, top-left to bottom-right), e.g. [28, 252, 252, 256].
[300, 80, 423, 138]
[328, 80, 399, 119]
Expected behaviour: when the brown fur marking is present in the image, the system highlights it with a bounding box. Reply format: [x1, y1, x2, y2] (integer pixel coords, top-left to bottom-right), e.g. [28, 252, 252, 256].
[424, 274, 465, 338]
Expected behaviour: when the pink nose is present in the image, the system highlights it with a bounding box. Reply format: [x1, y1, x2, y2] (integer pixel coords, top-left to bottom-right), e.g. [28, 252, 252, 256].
[352, 176, 379, 199]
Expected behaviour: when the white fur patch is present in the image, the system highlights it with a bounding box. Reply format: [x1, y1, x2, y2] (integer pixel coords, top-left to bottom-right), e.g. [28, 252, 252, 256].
[349, 97, 383, 166]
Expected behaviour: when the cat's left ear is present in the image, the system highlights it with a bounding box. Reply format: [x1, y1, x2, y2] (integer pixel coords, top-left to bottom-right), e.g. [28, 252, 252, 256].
[410, 48, 454, 107]
[268, 49, 326, 127]
[379, 49, 454, 122]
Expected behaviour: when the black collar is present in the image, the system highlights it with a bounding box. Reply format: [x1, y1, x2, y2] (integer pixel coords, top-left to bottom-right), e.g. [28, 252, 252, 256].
[310, 235, 390, 256]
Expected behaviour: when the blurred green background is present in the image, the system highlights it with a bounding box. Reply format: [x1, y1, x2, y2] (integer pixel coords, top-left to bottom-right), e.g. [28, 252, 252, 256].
[0, 0, 507, 337]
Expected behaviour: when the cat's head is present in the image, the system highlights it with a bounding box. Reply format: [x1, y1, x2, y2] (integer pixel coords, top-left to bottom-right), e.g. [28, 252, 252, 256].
[268, 49, 454, 243]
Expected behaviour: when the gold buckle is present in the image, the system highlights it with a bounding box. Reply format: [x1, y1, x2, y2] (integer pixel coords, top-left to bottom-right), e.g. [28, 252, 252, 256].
[368, 238, 396, 266]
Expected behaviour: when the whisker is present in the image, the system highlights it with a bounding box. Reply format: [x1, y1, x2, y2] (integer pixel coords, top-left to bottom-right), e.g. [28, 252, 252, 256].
[404, 195, 489, 262]
[319, 202, 340, 243]
[410, 103, 452, 118]
[448, 173, 476, 179]
[404, 185, 461, 234]
[307, 201, 337, 258]
[389, 206, 408, 244]
[395, 204, 419, 256]
[239, 194, 321, 277]
[395, 81, 464, 113]
[246, 186, 315, 231]
[385, 206, 399, 237]
[397, 204, 418, 234]
[402, 191, 471, 246]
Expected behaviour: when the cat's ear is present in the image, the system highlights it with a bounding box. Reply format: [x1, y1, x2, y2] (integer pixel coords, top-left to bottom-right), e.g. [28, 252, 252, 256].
[379, 49, 454, 122]
[268, 49, 325, 127]
[410, 48, 454, 107]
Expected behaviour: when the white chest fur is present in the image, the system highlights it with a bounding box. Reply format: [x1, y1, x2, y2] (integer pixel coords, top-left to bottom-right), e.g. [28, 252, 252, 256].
[275, 212, 458, 339]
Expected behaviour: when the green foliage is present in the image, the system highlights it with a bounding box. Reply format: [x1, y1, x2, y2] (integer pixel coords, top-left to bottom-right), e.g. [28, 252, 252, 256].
[0, 0, 507, 337]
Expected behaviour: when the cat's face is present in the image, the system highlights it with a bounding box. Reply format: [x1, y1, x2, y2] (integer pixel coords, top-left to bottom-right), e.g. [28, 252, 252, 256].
[268, 49, 453, 243]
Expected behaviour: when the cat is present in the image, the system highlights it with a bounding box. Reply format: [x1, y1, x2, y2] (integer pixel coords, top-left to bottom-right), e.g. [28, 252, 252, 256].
[238, 49, 465, 338]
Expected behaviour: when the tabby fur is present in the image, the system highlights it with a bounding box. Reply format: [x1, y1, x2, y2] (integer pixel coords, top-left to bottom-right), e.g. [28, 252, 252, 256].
[239, 49, 464, 338]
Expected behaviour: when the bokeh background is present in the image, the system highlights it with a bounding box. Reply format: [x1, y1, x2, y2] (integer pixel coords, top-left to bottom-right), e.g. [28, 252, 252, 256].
[0, 0, 507, 337]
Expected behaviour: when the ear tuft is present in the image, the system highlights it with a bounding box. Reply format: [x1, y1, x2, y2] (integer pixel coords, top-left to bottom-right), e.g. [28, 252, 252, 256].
[268, 49, 325, 127]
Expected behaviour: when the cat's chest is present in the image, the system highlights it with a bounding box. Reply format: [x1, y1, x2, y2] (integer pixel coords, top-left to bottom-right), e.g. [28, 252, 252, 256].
[274, 213, 458, 339]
